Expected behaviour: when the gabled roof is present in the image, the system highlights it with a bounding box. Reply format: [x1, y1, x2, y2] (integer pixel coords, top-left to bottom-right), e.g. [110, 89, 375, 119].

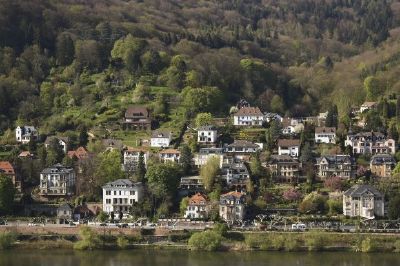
[125, 106, 149, 118]
[370, 154, 396, 165]
[151, 130, 171, 139]
[278, 139, 300, 147]
[361, 102, 377, 107]
[316, 155, 354, 165]
[226, 140, 259, 149]
[41, 164, 74, 174]
[67, 147, 89, 159]
[17, 126, 38, 136]
[234, 107, 263, 116]
[344, 184, 382, 197]
[0, 161, 15, 175]
[57, 203, 73, 211]
[189, 193, 208, 205]
[159, 149, 180, 154]
[198, 125, 217, 131]
[19, 151, 34, 158]
[125, 146, 148, 153]
[102, 179, 142, 189]
[220, 191, 245, 201]
[315, 127, 336, 134]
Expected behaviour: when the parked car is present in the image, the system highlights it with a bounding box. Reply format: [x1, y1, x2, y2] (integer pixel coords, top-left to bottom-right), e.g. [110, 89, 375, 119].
[291, 223, 306, 231]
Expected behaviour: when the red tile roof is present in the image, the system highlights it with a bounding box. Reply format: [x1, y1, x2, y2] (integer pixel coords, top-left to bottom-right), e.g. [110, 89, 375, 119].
[235, 107, 263, 116]
[0, 161, 15, 175]
[67, 147, 89, 160]
[159, 149, 180, 154]
[189, 193, 208, 205]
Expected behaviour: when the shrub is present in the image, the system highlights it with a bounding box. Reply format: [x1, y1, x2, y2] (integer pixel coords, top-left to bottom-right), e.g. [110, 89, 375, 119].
[117, 236, 128, 249]
[284, 237, 300, 251]
[270, 235, 285, 250]
[0, 232, 16, 249]
[304, 233, 325, 251]
[361, 237, 376, 253]
[73, 226, 101, 250]
[213, 222, 228, 237]
[188, 230, 222, 251]
[393, 240, 400, 252]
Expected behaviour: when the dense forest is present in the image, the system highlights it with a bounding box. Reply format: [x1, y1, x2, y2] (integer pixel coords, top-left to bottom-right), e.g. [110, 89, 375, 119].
[0, 0, 399, 134]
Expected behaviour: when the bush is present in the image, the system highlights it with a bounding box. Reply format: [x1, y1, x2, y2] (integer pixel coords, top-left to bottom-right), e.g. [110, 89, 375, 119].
[117, 236, 128, 249]
[270, 235, 285, 250]
[213, 222, 228, 237]
[284, 237, 300, 251]
[304, 233, 325, 251]
[393, 240, 400, 252]
[73, 226, 101, 250]
[0, 232, 16, 249]
[188, 230, 222, 251]
[361, 237, 376, 253]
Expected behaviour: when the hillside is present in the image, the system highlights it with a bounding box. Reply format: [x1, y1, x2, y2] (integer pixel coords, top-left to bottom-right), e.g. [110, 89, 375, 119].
[0, 0, 399, 137]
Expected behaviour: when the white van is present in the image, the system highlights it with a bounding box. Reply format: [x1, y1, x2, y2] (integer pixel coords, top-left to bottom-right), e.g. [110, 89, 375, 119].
[291, 223, 306, 231]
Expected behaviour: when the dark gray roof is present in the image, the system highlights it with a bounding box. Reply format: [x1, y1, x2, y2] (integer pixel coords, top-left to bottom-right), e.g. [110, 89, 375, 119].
[226, 140, 259, 149]
[370, 154, 396, 165]
[18, 126, 38, 136]
[57, 203, 73, 211]
[102, 139, 123, 150]
[199, 148, 224, 155]
[151, 130, 171, 138]
[41, 164, 74, 174]
[103, 179, 142, 189]
[344, 185, 382, 197]
[316, 155, 354, 165]
[198, 125, 217, 131]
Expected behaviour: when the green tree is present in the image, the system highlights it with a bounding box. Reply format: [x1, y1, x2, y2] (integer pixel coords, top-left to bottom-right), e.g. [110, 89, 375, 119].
[111, 34, 147, 72]
[145, 163, 181, 199]
[95, 150, 125, 185]
[388, 194, 400, 219]
[179, 145, 193, 175]
[56, 33, 74, 66]
[270, 94, 285, 113]
[141, 49, 163, 74]
[249, 153, 263, 178]
[0, 174, 15, 214]
[134, 152, 146, 182]
[325, 105, 338, 128]
[299, 142, 313, 164]
[364, 76, 381, 101]
[200, 156, 220, 192]
[75, 40, 103, 71]
[194, 112, 214, 128]
[46, 138, 64, 166]
[188, 230, 222, 251]
[180, 196, 189, 216]
[181, 86, 223, 117]
[79, 127, 89, 147]
[74, 226, 101, 250]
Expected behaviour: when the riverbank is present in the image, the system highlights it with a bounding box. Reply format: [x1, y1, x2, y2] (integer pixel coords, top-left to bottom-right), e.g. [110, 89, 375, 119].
[1, 226, 400, 253]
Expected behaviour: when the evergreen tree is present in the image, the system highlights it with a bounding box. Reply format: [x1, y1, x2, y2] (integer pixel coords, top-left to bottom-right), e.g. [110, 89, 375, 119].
[79, 127, 89, 147]
[396, 96, 400, 121]
[179, 145, 193, 175]
[326, 105, 338, 128]
[0, 174, 15, 214]
[46, 138, 64, 166]
[299, 142, 312, 164]
[56, 33, 74, 66]
[134, 152, 146, 183]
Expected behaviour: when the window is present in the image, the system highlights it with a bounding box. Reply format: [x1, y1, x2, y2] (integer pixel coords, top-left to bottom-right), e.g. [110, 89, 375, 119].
[130, 191, 135, 195]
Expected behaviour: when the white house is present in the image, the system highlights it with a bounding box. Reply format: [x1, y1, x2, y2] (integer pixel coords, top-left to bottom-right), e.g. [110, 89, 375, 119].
[278, 139, 300, 158]
[184, 193, 210, 219]
[102, 179, 143, 214]
[197, 125, 218, 143]
[159, 149, 181, 163]
[281, 118, 304, 135]
[150, 131, 172, 148]
[45, 136, 70, 153]
[359, 102, 377, 113]
[194, 148, 224, 167]
[16, 126, 38, 144]
[343, 184, 384, 219]
[39, 164, 76, 197]
[233, 107, 264, 126]
[123, 147, 149, 172]
[219, 191, 246, 223]
[315, 127, 336, 144]
[345, 131, 396, 155]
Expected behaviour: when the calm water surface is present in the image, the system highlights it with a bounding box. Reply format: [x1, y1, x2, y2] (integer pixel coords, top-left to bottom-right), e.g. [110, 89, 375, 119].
[0, 250, 399, 266]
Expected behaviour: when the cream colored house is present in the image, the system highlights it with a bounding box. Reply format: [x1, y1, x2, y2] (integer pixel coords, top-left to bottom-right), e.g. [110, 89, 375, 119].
[343, 185, 384, 219]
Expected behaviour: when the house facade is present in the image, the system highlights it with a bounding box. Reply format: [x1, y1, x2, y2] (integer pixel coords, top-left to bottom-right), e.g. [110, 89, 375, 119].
[16, 126, 38, 144]
[150, 131, 172, 148]
[159, 149, 181, 163]
[277, 139, 300, 158]
[56, 203, 73, 224]
[224, 140, 259, 157]
[345, 132, 396, 155]
[45, 136, 70, 153]
[233, 107, 264, 126]
[221, 161, 250, 185]
[359, 102, 377, 113]
[315, 155, 356, 179]
[197, 125, 218, 143]
[370, 154, 396, 178]
[194, 148, 224, 167]
[315, 127, 336, 144]
[39, 164, 76, 197]
[184, 193, 209, 219]
[343, 185, 384, 219]
[0, 161, 21, 192]
[123, 106, 151, 130]
[102, 179, 143, 214]
[267, 155, 300, 183]
[123, 147, 149, 173]
[219, 191, 246, 223]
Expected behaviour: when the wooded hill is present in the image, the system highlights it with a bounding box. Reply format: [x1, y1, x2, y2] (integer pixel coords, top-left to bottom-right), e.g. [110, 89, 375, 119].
[0, 0, 399, 135]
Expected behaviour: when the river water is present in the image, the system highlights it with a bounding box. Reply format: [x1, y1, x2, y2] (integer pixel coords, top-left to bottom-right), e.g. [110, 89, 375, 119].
[0, 250, 399, 266]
